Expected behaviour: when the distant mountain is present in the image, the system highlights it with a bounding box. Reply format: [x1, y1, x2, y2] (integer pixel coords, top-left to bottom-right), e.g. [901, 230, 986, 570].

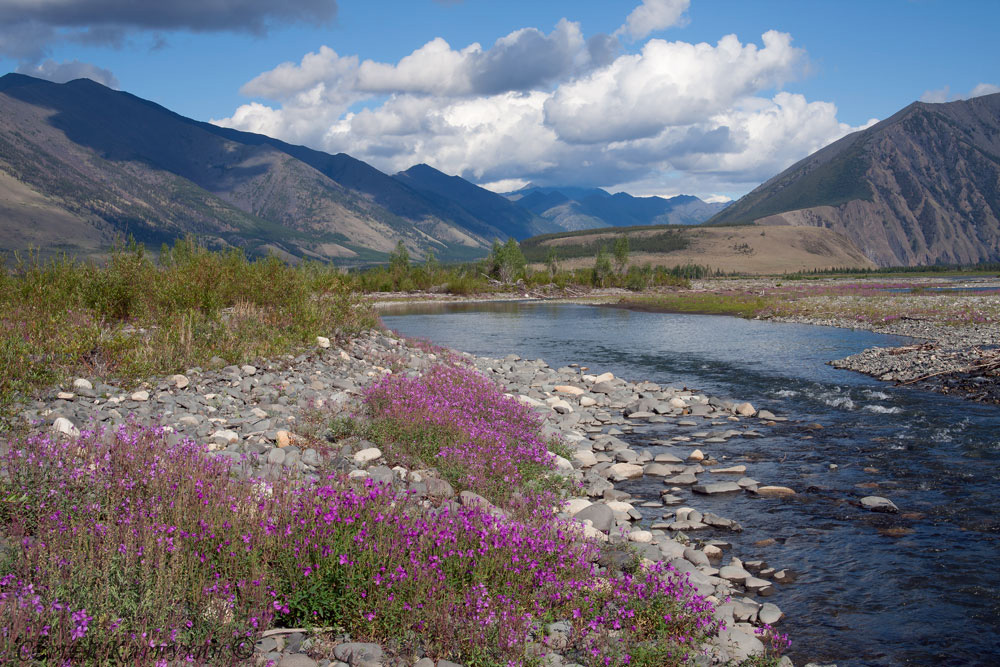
[0, 73, 527, 263]
[505, 184, 728, 231]
[393, 164, 554, 240]
[708, 93, 1000, 266]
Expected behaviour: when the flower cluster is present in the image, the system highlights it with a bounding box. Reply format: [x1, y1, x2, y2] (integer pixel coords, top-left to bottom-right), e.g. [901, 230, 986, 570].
[0, 364, 736, 665]
[363, 364, 559, 506]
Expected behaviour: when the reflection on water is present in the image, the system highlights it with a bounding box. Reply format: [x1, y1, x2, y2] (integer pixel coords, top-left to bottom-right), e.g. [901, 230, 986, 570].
[383, 302, 1000, 666]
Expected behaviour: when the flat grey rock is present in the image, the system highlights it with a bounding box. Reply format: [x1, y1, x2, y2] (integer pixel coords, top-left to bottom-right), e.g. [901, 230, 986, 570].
[693, 482, 742, 495]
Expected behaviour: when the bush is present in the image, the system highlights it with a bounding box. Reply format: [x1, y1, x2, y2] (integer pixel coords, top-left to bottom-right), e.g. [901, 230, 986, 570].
[0, 238, 374, 421]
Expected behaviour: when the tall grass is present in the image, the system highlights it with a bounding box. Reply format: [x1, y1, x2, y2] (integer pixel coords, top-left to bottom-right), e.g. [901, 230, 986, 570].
[0, 238, 374, 419]
[623, 292, 779, 317]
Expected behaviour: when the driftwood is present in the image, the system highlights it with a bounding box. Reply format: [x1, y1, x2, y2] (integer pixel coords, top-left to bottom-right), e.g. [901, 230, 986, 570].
[260, 626, 335, 638]
[900, 356, 1000, 385]
[888, 343, 936, 356]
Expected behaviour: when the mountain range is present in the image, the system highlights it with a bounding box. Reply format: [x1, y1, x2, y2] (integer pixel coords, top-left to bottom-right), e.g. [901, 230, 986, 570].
[0, 73, 723, 264]
[506, 185, 728, 231]
[708, 93, 1000, 267]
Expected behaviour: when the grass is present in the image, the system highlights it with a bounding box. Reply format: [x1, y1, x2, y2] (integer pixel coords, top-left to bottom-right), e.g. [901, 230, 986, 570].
[622, 292, 780, 317]
[0, 363, 794, 666]
[0, 237, 375, 425]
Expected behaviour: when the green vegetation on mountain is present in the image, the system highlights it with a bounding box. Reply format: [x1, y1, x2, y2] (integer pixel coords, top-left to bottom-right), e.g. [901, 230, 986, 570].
[520, 225, 690, 262]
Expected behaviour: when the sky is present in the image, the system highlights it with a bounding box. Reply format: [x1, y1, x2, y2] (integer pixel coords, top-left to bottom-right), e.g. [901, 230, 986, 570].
[0, 1, 997, 202]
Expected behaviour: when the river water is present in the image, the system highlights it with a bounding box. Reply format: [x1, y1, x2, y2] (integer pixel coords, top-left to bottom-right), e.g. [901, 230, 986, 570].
[382, 302, 1000, 666]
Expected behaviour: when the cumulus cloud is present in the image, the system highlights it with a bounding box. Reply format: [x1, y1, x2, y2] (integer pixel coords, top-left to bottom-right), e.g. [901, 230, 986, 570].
[15, 58, 119, 87]
[544, 30, 805, 144]
[356, 19, 612, 96]
[969, 83, 1000, 99]
[617, 0, 690, 40]
[217, 9, 865, 199]
[921, 82, 1000, 103]
[240, 46, 360, 108]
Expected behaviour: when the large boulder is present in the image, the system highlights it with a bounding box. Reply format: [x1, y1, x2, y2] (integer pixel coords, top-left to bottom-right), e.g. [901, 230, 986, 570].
[608, 463, 644, 482]
[573, 503, 615, 533]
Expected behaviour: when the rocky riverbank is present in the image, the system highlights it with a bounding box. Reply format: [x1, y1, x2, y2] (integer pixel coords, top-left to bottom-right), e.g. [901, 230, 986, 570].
[768, 314, 1000, 403]
[10, 329, 831, 666]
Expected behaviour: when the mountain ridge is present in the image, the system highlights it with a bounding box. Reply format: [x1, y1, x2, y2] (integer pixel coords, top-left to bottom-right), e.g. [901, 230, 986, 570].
[0, 73, 510, 263]
[707, 93, 1000, 266]
[0, 73, 734, 265]
[506, 184, 728, 231]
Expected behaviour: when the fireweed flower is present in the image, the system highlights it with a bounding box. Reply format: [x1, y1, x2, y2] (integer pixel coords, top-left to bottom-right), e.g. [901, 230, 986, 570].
[0, 368, 746, 666]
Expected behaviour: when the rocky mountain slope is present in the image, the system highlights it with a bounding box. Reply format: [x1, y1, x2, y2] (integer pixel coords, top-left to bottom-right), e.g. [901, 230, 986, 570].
[0, 74, 510, 263]
[708, 93, 1000, 267]
[507, 185, 728, 231]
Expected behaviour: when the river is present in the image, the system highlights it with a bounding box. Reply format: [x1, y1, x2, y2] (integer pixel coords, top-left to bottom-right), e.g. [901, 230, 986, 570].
[382, 302, 1000, 666]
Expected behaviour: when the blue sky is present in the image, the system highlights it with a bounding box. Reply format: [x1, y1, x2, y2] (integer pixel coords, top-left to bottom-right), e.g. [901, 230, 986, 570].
[1, 0, 997, 200]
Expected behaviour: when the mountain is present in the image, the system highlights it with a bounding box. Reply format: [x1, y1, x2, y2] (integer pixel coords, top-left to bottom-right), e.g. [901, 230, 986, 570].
[0, 73, 521, 264]
[707, 93, 1000, 266]
[505, 185, 728, 231]
[392, 164, 554, 240]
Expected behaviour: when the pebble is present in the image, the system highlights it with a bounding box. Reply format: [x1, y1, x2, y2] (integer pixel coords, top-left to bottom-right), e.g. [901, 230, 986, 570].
[755, 486, 797, 497]
[693, 482, 742, 495]
[52, 416, 80, 437]
[710, 465, 747, 474]
[860, 495, 899, 513]
[353, 447, 383, 465]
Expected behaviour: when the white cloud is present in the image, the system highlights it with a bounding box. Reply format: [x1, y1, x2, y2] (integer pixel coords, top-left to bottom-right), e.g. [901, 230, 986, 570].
[703, 194, 733, 203]
[355, 19, 606, 96]
[617, 0, 690, 40]
[16, 58, 119, 88]
[216, 9, 866, 200]
[919, 86, 950, 104]
[480, 178, 531, 194]
[921, 82, 1000, 103]
[671, 92, 873, 177]
[544, 30, 805, 144]
[969, 83, 1000, 99]
[241, 46, 358, 102]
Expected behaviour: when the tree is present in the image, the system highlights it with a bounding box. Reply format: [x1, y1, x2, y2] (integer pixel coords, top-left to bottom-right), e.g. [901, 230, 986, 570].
[545, 246, 559, 279]
[592, 247, 613, 287]
[389, 240, 410, 274]
[613, 235, 630, 275]
[488, 238, 526, 284]
[424, 249, 439, 276]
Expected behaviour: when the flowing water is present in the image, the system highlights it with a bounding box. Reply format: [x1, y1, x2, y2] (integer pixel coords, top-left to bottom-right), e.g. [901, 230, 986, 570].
[382, 302, 1000, 666]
